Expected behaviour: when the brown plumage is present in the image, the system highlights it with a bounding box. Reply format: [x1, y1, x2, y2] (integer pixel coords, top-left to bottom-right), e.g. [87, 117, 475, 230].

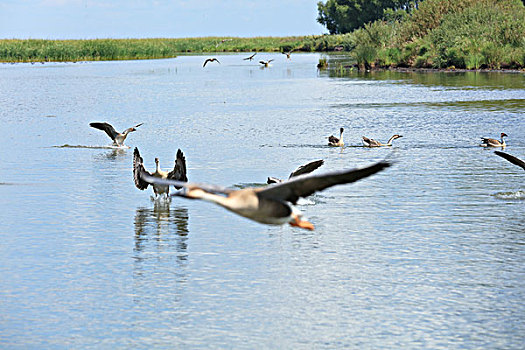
[89, 122, 143, 147]
[328, 128, 344, 147]
[243, 53, 257, 61]
[481, 133, 507, 147]
[203, 58, 220, 67]
[267, 160, 324, 184]
[259, 59, 274, 67]
[362, 134, 403, 147]
[133, 147, 188, 197]
[138, 159, 392, 230]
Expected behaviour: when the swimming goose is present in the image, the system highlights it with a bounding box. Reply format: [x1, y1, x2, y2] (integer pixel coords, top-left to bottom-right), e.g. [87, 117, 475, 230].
[494, 151, 525, 171]
[203, 58, 220, 67]
[328, 128, 344, 147]
[243, 53, 257, 61]
[362, 134, 403, 147]
[133, 147, 188, 197]
[89, 122, 143, 147]
[267, 159, 324, 184]
[259, 59, 274, 67]
[481, 133, 507, 147]
[138, 159, 391, 230]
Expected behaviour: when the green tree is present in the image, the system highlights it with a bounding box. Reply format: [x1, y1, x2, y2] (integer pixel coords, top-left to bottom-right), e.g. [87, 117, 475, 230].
[317, 0, 417, 34]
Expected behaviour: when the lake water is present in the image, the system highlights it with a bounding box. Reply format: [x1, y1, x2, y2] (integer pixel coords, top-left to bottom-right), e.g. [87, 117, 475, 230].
[0, 53, 524, 349]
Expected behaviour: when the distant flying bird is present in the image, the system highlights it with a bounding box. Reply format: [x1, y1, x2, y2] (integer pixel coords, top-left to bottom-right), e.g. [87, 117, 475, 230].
[494, 151, 525, 171]
[267, 160, 324, 184]
[283, 49, 294, 60]
[216, 38, 233, 47]
[138, 159, 392, 230]
[89, 122, 143, 147]
[328, 128, 344, 147]
[133, 147, 188, 197]
[243, 53, 257, 61]
[259, 59, 274, 67]
[362, 135, 403, 147]
[203, 58, 220, 67]
[480, 133, 507, 147]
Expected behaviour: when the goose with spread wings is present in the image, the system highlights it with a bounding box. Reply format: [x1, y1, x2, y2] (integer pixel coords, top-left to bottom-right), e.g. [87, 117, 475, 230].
[137, 159, 392, 230]
[243, 53, 257, 61]
[494, 151, 525, 171]
[259, 59, 274, 67]
[203, 58, 220, 67]
[328, 127, 344, 147]
[90, 122, 143, 147]
[267, 159, 324, 184]
[133, 147, 188, 197]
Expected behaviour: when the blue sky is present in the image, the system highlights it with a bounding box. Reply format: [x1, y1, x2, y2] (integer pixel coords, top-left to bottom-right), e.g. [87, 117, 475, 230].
[0, 0, 326, 39]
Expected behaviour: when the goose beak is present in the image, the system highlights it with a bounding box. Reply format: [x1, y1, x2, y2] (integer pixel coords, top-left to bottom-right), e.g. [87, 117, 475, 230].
[290, 216, 315, 231]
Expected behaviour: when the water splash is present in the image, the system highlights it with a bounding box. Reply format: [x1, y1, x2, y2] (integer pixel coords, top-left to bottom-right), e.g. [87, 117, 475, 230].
[493, 190, 525, 200]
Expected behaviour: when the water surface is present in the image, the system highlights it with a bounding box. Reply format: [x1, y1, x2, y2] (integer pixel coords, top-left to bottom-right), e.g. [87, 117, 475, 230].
[0, 53, 524, 349]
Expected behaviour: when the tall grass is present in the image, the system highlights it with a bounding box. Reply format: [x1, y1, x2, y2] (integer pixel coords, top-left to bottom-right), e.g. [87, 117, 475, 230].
[0, 36, 351, 62]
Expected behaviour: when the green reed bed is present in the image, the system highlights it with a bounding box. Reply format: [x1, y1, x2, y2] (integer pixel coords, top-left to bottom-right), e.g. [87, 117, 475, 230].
[0, 36, 349, 63]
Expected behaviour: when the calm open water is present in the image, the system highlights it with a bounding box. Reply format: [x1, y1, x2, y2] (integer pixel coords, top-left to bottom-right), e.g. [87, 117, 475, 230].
[0, 53, 524, 349]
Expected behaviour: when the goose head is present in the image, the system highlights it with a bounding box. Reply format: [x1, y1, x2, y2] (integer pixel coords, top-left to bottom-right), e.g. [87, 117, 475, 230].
[501, 133, 508, 138]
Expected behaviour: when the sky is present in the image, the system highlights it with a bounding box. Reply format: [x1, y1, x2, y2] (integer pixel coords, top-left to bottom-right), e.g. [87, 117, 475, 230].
[0, 0, 327, 39]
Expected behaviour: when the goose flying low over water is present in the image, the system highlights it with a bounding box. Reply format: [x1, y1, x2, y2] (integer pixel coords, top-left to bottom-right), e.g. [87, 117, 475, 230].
[203, 58, 220, 67]
[362, 135, 403, 147]
[267, 160, 324, 184]
[89, 122, 143, 147]
[481, 133, 507, 147]
[243, 53, 257, 61]
[283, 49, 294, 60]
[494, 151, 525, 171]
[133, 147, 188, 197]
[328, 128, 344, 147]
[259, 59, 274, 67]
[138, 159, 392, 230]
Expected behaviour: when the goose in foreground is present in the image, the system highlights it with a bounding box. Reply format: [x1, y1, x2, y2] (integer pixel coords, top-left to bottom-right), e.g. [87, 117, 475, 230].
[203, 58, 220, 67]
[362, 134, 403, 147]
[328, 128, 344, 147]
[481, 133, 507, 147]
[133, 147, 188, 197]
[267, 159, 324, 184]
[259, 59, 274, 67]
[494, 151, 525, 171]
[89, 122, 143, 147]
[243, 53, 257, 61]
[138, 159, 392, 230]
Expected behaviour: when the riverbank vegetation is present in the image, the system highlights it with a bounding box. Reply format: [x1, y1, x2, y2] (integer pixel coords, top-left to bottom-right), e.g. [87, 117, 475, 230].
[318, 0, 525, 70]
[0, 36, 348, 63]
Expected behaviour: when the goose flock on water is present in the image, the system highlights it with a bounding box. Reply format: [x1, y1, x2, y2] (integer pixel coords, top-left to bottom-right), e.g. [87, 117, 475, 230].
[86, 54, 519, 231]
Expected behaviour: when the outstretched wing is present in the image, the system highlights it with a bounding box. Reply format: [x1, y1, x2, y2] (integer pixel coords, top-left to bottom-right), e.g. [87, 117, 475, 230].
[494, 151, 525, 170]
[328, 135, 339, 144]
[288, 160, 324, 179]
[140, 174, 234, 196]
[122, 123, 143, 134]
[258, 160, 392, 205]
[203, 59, 211, 67]
[168, 149, 188, 189]
[133, 147, 152, 190]
[90, 122, 118, 141]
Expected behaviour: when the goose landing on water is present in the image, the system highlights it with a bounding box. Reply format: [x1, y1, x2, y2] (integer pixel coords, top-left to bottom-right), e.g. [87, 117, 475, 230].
[362, 134, 403, 147]
[494, 151, 525, 171]
[267, 160, 324, 184]
[481, 133, 507, 147]
[138, 160, 392, 230]
[133, 148, 188, 197]
[89, 122, 143, 147]
[328, 128, 344, 147]
[259, 59, 274, 67]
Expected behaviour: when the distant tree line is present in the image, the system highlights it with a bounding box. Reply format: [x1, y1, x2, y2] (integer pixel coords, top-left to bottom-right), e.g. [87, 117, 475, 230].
[317, 0, 422, 34]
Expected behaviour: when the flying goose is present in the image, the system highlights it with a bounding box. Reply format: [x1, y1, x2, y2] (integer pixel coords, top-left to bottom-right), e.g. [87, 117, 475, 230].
[283, 49, 294, 60]
[137, 159, 392, 230]
[89, 122, 143, 147]
[203, 58, 220, 67]
[494, 151, 525, 171]
[481, 133, 507, 147]
[133, 147, 188, 197]
[243, 53, 257, 61]
[328, 128, 344, 147]
[259, 59, 274, 67]
[362, 134, 403, 147]
[267, 159, 324, 184]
